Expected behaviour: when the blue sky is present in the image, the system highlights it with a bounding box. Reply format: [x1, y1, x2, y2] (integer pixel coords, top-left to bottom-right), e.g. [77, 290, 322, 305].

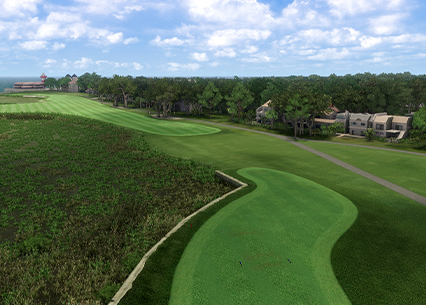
[1, 0, 426, 78]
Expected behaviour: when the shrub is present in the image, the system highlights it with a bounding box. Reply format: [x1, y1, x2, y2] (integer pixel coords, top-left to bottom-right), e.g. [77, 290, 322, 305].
[364, 128, 375, 141]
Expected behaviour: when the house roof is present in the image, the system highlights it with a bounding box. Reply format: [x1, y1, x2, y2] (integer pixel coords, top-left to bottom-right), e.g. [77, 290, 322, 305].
[15, 82, 44, 85]
[72, 74, 77, 77]
[350, 113, 372, 121]
[314, 118, 335, 124]
[374, 115, 393, 123]
[65, 74, 71, 77]
[262, 100, 272, 107]
[392, 116, 411, 124]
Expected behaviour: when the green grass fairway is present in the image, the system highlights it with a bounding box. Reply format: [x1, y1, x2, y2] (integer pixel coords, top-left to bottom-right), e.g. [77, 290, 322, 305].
[170, 168, 356, 305]
[0, 93, 221, 136]
[140, 123, 426, 305]
[298, 140, 426, 198]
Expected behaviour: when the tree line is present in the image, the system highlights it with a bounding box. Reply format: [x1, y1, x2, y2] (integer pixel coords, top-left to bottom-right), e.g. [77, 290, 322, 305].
[43, 72, 426, 139]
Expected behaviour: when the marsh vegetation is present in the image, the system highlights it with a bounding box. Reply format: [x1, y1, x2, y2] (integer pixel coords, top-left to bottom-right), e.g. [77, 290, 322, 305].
[0, 112, 234, 305]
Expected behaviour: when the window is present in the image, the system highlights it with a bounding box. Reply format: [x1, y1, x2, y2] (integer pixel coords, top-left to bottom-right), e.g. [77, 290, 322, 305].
[395, 125, 402, 130]
[352, 122, 357, 125]
[361, 123, 365, 126]
[376, 124, 384, 130]
[361, 131, 365, 136]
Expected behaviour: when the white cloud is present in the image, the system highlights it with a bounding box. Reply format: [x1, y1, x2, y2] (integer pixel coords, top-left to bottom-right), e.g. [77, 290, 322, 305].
[185, 0, 275, 28]
[74, 57, 94, 69]
[44, 59, 57, 68]
[241, 45, 259, 54]
[369, 14, 405, 35]
[114, 5, 144, 20]
[241, 52, 272, 63]
[191, 52, 209, 61]
[298, 49, 316, 56]
[210, 62, 219, 67]
[360, 36, 383, 48]
[0, 0, 41, 18]
[133, 62, 143, 70]
[214, 48, 237, 58]
[52, 42, 65, 50]
[326, 0, 406, 18]
[307, 48, 351, 60]
[62, 59, 72, 69]
[152, 35, 185, 47]
[107, 32, 123, 44]
[96, 60, 109, 65]
[207, 29, 271, 48]
[20, 40, 47, 50]
[74, 0, 144, 19]
[96, 60, 143, 71]
[280, 0, 330, 28]
[298, 27, 362, 47]
[124, 37, 139, 44]
[167, 62, 201, 72]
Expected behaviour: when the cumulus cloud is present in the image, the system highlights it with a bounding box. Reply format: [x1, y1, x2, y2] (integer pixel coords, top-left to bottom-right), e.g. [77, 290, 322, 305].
[369, 14, 406, 35]
[20, 40, 47, 50]
[360, 36, 383, 48]
[52, 42, 65, 50]
[74, 0, 144, 19]
[74, 57, 94, 69]
[114, 5, 144, 20]
[185, 0, 275, 28]
[326, 0, 406, 18]
[207, 29, 271, 48]
[107, 32, 123, 44]
[152, 35, 185, 47]
[241, 45, 259, 54]
[0, 0, 41, 18]
[307, 48, 351, 60]
[241, 52, 272, 63]
[214, 48, 237, 58]
[191, 52, 209, 61]
[280, 0, 330, 28]
[167, 62, 201, 72]
[44, 58, 57, 68]
[124, 37, 139, 44]
[95, 60, 144, 70]
[133, 62, 143, 70]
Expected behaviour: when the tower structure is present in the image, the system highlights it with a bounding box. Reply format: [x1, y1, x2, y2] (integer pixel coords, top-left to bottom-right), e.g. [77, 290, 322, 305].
[40, 73, 47, 84]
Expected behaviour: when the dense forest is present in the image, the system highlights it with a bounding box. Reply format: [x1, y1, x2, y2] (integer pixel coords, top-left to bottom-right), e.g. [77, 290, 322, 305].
[7, 72, 426, 138]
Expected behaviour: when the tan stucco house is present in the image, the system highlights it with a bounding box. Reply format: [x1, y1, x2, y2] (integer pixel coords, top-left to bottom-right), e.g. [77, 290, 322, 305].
[388, 116, 413, 139]
[372, 115, 394, 137]
[349, 113, 374, 136]
[256, 100, 273, 123]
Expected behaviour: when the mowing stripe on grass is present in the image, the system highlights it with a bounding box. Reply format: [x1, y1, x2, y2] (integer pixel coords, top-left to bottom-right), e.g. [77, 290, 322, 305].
[170, 167, 356, 305]
[0, 93, 221, 136]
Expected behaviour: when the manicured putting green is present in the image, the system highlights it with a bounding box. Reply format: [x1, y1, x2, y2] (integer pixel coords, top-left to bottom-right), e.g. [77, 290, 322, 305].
[0, 93, 221, 136]
[170, 167, 357, 305]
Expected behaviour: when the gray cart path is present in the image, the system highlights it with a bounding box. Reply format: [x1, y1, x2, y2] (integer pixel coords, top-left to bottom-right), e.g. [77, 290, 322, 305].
[106, 104, 426, 206]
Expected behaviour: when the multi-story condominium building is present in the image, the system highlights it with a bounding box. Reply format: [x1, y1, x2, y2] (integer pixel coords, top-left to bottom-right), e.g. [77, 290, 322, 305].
[372, 115, 394, 137]
[389, 116, 413, 139]
[349, 113, 374, 136]
[335, 111, 351, 133]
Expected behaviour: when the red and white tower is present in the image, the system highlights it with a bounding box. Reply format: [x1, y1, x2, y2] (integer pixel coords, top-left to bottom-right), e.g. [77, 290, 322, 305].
[40, 73, 47, 83]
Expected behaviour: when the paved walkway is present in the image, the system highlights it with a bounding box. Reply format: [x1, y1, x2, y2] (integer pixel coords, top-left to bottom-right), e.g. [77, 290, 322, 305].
[100, 103, 426, 206]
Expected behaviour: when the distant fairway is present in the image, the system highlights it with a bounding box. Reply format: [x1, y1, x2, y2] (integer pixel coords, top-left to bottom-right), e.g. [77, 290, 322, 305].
[0, 93, 221, 136]
[170, 167, 357, 305]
